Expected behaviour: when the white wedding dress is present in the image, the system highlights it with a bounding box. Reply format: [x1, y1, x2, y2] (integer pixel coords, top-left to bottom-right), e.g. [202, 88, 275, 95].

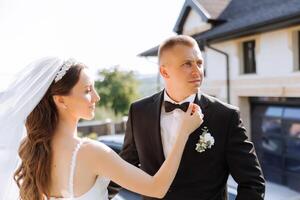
[50, 140, 110, 200]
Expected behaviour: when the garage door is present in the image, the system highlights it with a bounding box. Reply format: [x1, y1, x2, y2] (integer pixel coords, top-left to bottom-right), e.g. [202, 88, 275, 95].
[250, 97, 300, 192]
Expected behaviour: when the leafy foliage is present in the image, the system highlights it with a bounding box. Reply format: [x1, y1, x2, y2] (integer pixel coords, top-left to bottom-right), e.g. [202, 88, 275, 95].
[95, 67, 139, 116]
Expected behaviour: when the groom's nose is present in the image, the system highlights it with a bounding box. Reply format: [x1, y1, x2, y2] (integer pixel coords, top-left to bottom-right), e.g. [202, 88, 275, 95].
[191, 65, 200, 77]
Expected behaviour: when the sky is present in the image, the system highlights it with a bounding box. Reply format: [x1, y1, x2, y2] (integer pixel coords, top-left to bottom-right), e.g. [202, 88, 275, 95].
[0, 0, 185, 90]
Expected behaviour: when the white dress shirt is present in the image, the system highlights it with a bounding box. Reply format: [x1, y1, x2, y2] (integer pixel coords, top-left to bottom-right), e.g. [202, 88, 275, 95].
[160, 91, 197, 157]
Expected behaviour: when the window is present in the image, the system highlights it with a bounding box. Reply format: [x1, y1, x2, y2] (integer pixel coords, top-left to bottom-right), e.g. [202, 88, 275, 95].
[243, 40, 256, 74]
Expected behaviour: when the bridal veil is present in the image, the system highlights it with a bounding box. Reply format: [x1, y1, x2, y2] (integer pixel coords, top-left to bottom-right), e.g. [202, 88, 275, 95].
[0, 57, 64, 200]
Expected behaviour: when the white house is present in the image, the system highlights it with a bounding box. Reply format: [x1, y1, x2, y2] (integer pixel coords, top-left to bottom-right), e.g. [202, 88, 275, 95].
[140, 0, 300, 199]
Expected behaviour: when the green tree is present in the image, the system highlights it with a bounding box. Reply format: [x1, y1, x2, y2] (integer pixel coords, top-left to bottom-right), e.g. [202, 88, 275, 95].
[95, 66, 140, 116]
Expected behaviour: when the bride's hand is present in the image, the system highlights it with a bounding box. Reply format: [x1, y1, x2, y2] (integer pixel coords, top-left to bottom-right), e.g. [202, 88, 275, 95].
[179, 103, 204, 137]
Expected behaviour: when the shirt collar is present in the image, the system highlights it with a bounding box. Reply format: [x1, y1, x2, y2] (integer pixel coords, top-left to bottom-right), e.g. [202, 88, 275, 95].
[164, 90, 196, 105]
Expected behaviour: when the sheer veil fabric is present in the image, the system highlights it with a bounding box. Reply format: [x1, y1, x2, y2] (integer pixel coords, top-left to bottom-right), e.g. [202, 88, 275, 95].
[0, 57, 64, 200]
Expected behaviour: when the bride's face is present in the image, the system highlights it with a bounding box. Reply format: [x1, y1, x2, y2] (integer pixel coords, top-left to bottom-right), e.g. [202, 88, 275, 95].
[63, 68, 100, 120]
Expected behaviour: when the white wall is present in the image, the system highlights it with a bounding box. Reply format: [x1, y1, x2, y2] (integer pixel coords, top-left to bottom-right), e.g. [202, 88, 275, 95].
[204, 27, 300, 81]
[205, 45, 227, 80]
[183, 9, 212, 36]
[257, 30, 294, 75]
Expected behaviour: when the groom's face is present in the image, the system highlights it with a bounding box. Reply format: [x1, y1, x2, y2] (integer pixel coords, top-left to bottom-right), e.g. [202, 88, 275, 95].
[160, 44, 204, 97]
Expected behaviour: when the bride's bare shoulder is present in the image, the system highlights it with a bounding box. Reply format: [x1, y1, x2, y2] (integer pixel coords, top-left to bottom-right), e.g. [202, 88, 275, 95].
[79, 138, 118, 173]
[80, 138, 114, 157]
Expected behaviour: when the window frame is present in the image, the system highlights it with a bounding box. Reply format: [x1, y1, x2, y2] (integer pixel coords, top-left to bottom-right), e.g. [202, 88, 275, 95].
[242, 40, 256, 74]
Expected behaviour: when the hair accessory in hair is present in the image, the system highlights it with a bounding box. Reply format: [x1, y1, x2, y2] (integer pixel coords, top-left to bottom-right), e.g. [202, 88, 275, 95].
[54, 58, 77, 82]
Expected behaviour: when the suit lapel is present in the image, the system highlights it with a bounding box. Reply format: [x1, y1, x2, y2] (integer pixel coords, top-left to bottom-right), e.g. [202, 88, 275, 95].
[195, 92, 211, 127]
[184, 92, 212, 150]
[150, 90, 165, 165]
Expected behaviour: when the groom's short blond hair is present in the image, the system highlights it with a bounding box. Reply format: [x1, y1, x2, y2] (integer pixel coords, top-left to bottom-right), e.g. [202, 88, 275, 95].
[158, 35, 198, 65]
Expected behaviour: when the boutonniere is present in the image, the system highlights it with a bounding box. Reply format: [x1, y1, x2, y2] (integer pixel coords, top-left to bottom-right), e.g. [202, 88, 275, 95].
[195, 126, 215, 153]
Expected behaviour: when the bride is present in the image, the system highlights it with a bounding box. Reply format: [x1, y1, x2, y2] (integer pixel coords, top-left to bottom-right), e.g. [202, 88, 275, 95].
[0, 57, 203, 200]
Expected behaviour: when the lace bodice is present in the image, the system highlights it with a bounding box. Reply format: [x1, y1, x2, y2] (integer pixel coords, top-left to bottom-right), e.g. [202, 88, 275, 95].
[49, 140, 110, 200]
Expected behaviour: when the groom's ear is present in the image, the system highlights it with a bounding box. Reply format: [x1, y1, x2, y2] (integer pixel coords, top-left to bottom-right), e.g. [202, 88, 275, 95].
[160, 65, 169, 78]
[53, 95, 67, 109]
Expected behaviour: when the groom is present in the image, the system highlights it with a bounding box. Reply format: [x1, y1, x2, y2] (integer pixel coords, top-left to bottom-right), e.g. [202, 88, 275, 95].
[119, 35, 265, 200]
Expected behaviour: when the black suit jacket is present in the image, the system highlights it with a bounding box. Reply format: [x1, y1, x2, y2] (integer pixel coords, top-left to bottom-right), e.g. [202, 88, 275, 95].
[118, 91, 265, 200]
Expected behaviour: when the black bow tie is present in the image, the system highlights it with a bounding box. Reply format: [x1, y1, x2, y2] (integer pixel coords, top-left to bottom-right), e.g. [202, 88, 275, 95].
[164, 101, 190, 113]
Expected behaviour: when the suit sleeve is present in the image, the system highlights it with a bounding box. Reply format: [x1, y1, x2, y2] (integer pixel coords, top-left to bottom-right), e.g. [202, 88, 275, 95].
[119, 104, 140, 166]
[107, 104, 140, 199]
[226, 109, 265, 200]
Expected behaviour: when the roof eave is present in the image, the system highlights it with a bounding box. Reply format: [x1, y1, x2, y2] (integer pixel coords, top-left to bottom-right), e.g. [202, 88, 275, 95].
[138, 46, 159, 57]
[197, 14, 300, 44]
[173, 0, 222, 34]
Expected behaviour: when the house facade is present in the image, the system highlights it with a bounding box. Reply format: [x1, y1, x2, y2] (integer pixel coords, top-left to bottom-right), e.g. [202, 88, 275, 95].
[140, 0, 300, 196]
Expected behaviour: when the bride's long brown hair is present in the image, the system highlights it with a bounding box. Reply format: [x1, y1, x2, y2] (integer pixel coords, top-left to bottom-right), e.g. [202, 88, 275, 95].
[14, 63, 85, 200]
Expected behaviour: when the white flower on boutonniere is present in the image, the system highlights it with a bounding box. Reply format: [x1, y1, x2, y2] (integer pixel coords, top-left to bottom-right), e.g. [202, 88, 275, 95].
[195, 126, 215, 153]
